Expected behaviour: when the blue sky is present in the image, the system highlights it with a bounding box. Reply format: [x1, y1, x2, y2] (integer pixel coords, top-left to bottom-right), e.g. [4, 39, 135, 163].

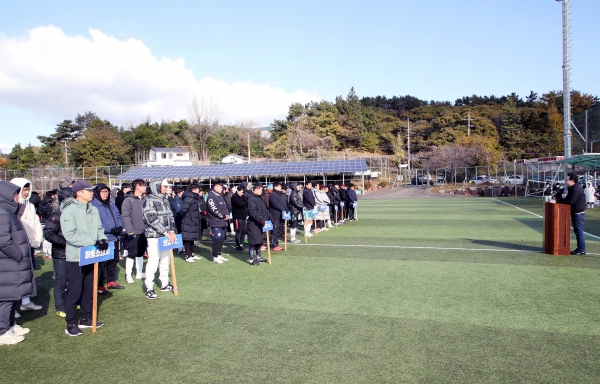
[0, 0, 598, 152]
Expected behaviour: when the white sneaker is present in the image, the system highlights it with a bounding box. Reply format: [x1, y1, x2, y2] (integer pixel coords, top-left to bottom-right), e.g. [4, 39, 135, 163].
[213, 257, 223, 264]
[185, 257, 195, 263]
[20, 302, 42, 311]
[218, 255, 229, 262]
[290, 238, 301, 244]
[191, 255, 202, 260]
[136, 273, 146, 280]
[15, 312, 20, 318]
[126, 275, 134, 284]
[231, 231, 236, 235]
[305, 233, 314, 238]
[0, 331, 24, 345]
[11, 324, 30, 336]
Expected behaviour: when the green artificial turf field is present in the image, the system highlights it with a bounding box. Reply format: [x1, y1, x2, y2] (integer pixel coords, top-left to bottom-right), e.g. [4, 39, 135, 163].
[2, 196, 600, 383]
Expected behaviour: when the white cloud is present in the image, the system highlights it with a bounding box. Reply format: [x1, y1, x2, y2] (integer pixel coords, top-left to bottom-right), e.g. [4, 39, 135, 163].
[0, 142, 14, 154]
[0, 25, 319, 130]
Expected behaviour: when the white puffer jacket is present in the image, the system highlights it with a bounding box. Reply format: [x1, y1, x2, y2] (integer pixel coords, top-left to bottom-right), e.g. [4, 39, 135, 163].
[10, 177, 43, 248]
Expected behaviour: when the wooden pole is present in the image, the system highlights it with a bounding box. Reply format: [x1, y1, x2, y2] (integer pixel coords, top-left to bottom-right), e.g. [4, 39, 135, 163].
[266, 231, 272, 264]
[335, 209, 338, 227]
[92, 262, 98, 333]
[284, 219, 287, 251]
[169, 249, 178, 296]
[313, 217, 317, 236]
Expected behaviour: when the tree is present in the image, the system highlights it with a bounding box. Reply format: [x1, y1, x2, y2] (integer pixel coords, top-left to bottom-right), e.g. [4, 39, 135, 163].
[7, 143, 38, 170]
[70, 117, 129, 166]
[187, 96, 220, 162]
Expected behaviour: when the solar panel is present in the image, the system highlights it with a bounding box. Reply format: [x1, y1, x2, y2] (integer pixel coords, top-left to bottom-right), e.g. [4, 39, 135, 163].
[116, 159, 368, 180]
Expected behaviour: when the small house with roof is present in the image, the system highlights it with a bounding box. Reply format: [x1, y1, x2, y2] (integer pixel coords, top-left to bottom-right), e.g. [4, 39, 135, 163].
[221, 154, 246, 164]
[144, 147, 193, 167]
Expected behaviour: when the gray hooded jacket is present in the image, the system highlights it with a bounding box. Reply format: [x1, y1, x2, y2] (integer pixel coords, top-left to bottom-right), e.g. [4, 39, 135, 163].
[142, 179, 176, 238]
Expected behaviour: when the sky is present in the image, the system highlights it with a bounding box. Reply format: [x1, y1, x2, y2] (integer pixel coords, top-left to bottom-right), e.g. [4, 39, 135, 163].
[0, 0, 599, 153]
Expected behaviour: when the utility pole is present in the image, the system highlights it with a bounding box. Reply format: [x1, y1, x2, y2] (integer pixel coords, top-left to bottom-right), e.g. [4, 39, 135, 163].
[463, 111, 474, 138]
[407, 118, 411, 179]
[247, 132, 251, 164]
[556, 0, 572, 164]
[63, 140, 69, 167]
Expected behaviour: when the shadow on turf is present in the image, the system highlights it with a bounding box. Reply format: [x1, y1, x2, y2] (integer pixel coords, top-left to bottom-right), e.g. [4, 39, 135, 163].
[465, 239, 542, 252]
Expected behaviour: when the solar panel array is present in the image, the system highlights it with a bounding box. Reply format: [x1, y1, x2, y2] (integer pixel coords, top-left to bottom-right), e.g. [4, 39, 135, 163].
[116, 159, 367, 180]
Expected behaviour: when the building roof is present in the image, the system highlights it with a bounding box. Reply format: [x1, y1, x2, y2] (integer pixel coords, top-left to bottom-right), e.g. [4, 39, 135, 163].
[558, 153, 600, 169]
[117, 159, 367, 180]
[150, 147, 189, 153]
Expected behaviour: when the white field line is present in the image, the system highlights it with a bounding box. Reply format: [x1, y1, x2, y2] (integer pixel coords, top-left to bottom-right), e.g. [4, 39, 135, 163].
[199, 240, 600, 256]
[492, 198, 600, 241]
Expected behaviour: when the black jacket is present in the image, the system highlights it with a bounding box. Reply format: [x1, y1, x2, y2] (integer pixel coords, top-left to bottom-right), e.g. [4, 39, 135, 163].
[303, 188, 316, 210]
[231, 192, 248, 220]
[339, 188, 348, 202]
[179, 190, 205, 241]
[43, 210, 67, 259]
[331, 187, 341, 205]
[39, 196, 55, 224]
[269, 190, 287, 220]
[247, 193, 269, 244]
[558, 183, 586, 214]
[288, 188, 304, 215]
[0, 181, 35, 301]
[115, 190, 126, 213]
[206, 190, 229, 228]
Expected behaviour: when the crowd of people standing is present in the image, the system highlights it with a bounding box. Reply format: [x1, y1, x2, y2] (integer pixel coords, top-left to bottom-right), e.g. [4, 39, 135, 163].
[0, 176, 359, 343]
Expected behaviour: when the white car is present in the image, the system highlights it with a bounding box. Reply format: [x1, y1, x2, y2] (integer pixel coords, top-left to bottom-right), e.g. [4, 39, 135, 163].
[470, 176, 499, 185]
[501, 175, 524, 185]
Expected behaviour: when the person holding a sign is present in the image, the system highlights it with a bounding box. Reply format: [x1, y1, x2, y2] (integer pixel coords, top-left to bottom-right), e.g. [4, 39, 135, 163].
[268, 182, 286, 252]
[0, 181, 36, 345]
[247, 183, 269, 266]
[142, 179, 177, 299]
[60, 180, 108, 336]
[314, 185, 330, 231]
[206, 181, 230, 264]
[92, 183, 125, 291]
[339, 184, 348, 223]
[346, 184, 358, 221]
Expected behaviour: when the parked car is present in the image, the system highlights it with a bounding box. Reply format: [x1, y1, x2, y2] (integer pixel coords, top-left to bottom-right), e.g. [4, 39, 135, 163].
[501, 175, 524, 185]
[470, 176, 499, 185]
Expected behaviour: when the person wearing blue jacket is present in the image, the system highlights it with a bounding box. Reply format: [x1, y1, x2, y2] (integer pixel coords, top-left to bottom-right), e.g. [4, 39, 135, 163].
[346, 184, 358, 221]
[91, 183, 125, 291]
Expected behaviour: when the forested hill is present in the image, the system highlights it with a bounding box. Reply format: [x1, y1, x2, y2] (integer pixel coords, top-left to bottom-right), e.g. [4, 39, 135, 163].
[2, 88, 598, 171]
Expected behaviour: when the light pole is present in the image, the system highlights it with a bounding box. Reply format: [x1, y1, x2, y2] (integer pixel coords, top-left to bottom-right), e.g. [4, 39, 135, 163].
[556, 0, 572, 173]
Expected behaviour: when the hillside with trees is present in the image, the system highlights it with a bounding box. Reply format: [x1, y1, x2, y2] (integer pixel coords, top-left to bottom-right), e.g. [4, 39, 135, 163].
[2, 88, 598, 171]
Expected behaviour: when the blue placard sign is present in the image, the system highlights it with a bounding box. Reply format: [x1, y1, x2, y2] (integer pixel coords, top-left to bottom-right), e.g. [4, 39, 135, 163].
[282, 211, 291, 220]
[79, 243, 115, 266]
[263, 220, 273, 232]
[158, 234, 183, 251]
[305, 210, 314, 220]
[320, 204, 327, 211]
[340, 202, 345, 207]
[352, 202, 358, 208]
[334, 205, 339, 211]
[312, 207, 319, 215]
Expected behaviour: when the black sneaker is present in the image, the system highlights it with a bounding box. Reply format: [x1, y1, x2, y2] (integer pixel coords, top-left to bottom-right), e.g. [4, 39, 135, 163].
[65, 324, 83, 337]
[145, 290, 158, 299]
[79, 319, 104, 329]
[256, 256, 267, 263]
[235, 246, 245, 251]
[252, 259, 260, 266]
[160, 283, 179, 292]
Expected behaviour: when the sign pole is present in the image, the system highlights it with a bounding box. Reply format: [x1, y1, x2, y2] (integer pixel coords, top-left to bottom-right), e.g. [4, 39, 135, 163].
[266, 231, 272, 264]
[92, 262, 98, 333]
[313, 217, 318, 236]
[335, 209, 338, 227]
[284, 219, 288, 251]
[169, 249, 178, 296]
[341, 205, 344, 223]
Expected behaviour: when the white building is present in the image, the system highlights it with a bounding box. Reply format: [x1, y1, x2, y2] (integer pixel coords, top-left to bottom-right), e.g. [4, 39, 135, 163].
[221, 154, 246, 164]
[144, 147, 193, 167]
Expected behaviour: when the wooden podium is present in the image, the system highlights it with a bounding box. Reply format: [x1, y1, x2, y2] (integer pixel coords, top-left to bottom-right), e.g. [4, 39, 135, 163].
[543, 202, 571, 256]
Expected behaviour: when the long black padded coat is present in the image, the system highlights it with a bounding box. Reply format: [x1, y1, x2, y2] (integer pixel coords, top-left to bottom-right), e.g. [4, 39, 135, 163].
[178, 190, 206, 241]
[247, 193, 269, 245]
[0, 181, 36, 301]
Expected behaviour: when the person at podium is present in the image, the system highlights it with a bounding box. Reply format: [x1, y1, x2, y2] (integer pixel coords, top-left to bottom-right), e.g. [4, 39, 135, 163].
[556, 172, 587, 255]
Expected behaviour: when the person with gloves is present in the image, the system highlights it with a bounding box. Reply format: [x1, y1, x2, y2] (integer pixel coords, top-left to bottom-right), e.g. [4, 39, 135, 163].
[0, 181, 36, 345]
[91, 183, 125, 291]
[60, 180, 108, 336]
[10, 178, 43, 312]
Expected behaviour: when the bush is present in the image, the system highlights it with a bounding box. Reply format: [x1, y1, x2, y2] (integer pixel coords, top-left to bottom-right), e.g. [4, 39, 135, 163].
[364, 181, 372, 190]
[379, 180, 388, 188]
